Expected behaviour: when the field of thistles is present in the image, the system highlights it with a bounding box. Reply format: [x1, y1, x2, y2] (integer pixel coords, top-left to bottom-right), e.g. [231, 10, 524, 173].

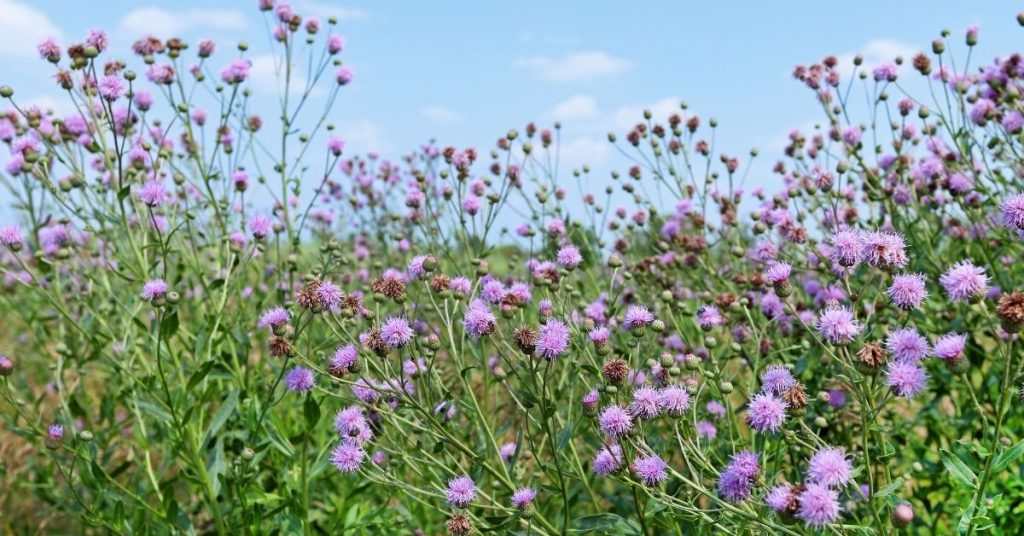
[3, 2, 1024, 534]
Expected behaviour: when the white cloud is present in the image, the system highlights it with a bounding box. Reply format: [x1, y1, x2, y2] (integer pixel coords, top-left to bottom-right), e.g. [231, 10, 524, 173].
[545, 94, 598, 121]
[610, 97, 682, 131]
[297, 2, 367, 21]
[0, 0, 64, 58]
[421, 106, 464, 124]
[515, 51, 631, 82]
[118, 7, 247, 38]
[340, 119, 387, 153]
[834, 39, 919, 79]
[556, 136, 610, 169]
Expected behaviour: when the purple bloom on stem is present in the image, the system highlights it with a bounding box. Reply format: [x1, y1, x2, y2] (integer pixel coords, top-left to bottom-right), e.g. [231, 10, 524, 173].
[250, 215, 273, 239]
[407, 255, 428, 279]
[861, 231, 908, 270]
[329, 344, 358, 375]
[1003, 194, 1024, 232]
[334, 406, 373, 444]
[747, 393, 787, 433]
[632, 454, 669, 486]
[284, 366, 315, 393]
[336, 66, 354, 85]
[816, 306, 861, 344]
[658, 385, 691, 416]
[0, 225, 24, 250]
[141, 279, 169, 302]
[760, 365, 795, 395]
[316, 280, 343, 310]
[98, 75, 125, 101]
[887, 273, 927, 310]
[446, 476, 477, 508]
[463, 299, 496, 338]
[933, 333, 967, 361]
[259, 307, 289, 329]
[536, 319, 569, 360]
[47, 424, 64, 444]
[697, 420, 717, 439]
[807, 447, 853, 488]
[37, 37, 61, 60]
[763, 262, 792, 285]
[511, 487, 536, 510]
[829, 229, 863, 267]
[598, 405, 633, 438]
[630, 387, 661, 419]
[380, 317, 414, 348]
[623, 305, 654, 331]
[593, 445, 624, 475]
[138, 180, 167, 207]
[588, 326, 609, 345]
[718, 450, 760, 503]
[886, 361, 928, 398]
[556, 244, 582, 269]
[885, 327, 930, 363]
[797, 484, 841, 527]
[450, 276, 471, 295]
[220, 58, 252, 84]
[765, 484, 796, 512]
[939, 260, 988, 302]
[696, 305, 724, 330]
[330, 442, 366, 473]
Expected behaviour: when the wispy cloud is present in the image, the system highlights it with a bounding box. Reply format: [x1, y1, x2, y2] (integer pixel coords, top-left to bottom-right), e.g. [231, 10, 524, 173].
[421, 106, 464, 124]
[515, 51, 631, 82]
[297, 2, 367, 21]
[557, 136, 611, 169]
[118, 7, 248, 39]
[340, 119, 388, 154]
[545, 94, 599, 121]
[0, 0, 64, 58]
[609, 97, 682, 131]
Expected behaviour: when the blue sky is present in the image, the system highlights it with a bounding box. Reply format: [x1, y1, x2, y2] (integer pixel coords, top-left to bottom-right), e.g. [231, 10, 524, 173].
[1, 0, 1023, 218]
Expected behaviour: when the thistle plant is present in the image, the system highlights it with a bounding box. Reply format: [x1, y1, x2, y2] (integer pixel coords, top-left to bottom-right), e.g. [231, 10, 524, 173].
[3, 2, 1024, 535]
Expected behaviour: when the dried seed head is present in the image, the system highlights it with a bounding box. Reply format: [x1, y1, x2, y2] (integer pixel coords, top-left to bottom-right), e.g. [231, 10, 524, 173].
[603, 358, 630, 386]
[371, 276, 406, 300]
[446, 514, 472, 536]
[296, 279, 325, 312]
[783, 382, 809, 409]
[513, 326, 537, 355]
[429, 274, 451, 293]
[268, 336, 294, 357]
[856, 341, 887, 368]
[997, 291, 1024, 331]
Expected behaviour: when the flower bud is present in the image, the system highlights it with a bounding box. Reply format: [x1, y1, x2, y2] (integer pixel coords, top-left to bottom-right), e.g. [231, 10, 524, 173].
[891, 503, 914, 528]
[0, 355, 12, 376]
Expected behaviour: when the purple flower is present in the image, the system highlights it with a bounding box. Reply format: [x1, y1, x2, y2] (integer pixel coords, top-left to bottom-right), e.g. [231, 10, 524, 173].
[631, 454, 669, 486]
[98, 75, 125, 101]
[556, 244, 583, 269]
[630, 387, 661, 419]
[450, 276, 471, 295]
[461, 195, 481, 215]
[939, 260, 988, 302]
[407, 255, 428, 279]
[220, 58, 252, 84]
[380, 317, 414, 348]
[250, 215, 273, 239]
[535, 319, 570, 360]
[593, 445, 624, 475]
[481, 280, 505, 303]
[47, 424, 64, 444]
[259, 307, 289, 329]
[886, 361, 928, 398]
[0, 225, 24, 250]
[861, 231, 908, 270]
[807, 447, 852, 488]
[888, 273, 927, 310]
[330, 442, 366, 473]
[138, 180, 167, 207]
[933, 333, 967, 361]
[696, 305, 724, 330]
[623, 305, 655, 331]
[336, 66, 354, 85]
[697, 420, 717, 439]
[327, 34, 345, 54]
[658, 386, 691, 416]
[763, 262, 792, 285]
[885, 327, 931, 363]
[446, 476, 477, 508]
[284, 366, 315, 393]
[829, 229, 863, 267]
[718, 450, 760, 503]
[37, 37, 61, 60]
[141, 279, 169, 302]
[765, 484, 796, 512]
[334, 406, 373, 444]
[511, 487, 536, 510]
[316, 280, 343, 310]
[588, 327, 609, 345]
[538, 299, 554, 316]
[598, 405, 633, 438]
[760, 365, 795, 395]
[463, 299, 496, 338]
[796, 484, 841, 527]
[747, 393, 787, 433]
[816, 306, 861, 344]
[1002, 193, 1024, 232]
[329, 345, 359, 375]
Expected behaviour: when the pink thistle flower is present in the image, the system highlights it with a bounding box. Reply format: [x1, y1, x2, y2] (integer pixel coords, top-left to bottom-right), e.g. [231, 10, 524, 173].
[939, 260, 988, 302]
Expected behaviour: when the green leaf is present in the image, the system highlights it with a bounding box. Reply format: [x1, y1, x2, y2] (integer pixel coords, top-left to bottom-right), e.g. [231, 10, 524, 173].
[186, 360, 217, 391]
[303, 395, 321, 427]
[874, 477, 904, 498]
[160, 310, 179, 339]
[941, 449, 978, 490]
[202, 389, 238, 445]
[993, 440, 1024, 472]
[572, 513, 640, 535]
